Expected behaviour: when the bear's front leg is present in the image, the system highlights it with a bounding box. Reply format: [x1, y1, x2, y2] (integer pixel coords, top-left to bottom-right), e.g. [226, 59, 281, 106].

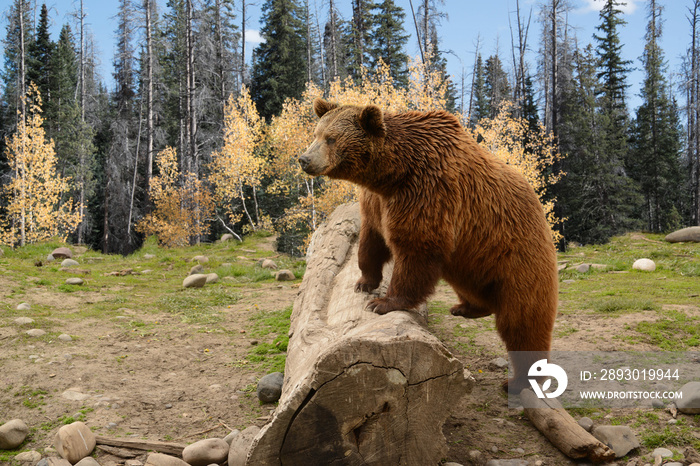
[366, 252, 442, 314]
[355, 225, 391, 293]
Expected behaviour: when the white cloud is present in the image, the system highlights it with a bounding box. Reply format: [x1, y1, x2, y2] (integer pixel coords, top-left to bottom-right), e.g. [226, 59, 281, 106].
[578, 0, 640, 15]
[245, 29, 264, 45]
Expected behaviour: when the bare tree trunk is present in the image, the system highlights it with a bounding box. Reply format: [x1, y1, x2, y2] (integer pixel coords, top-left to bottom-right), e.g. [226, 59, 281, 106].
[185, 0, 197, 174]
[241, 0, 246, 89]
[146, 0, 154, 189]
[18, 1, 27, 246]
[467, 35, 480, 124]
[551, 0, 559, 139]
[306, 0, 312, 83]
[328, 0, 338, 78]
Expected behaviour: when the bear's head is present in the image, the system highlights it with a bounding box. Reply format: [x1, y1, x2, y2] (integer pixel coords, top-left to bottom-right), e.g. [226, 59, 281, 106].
[298, 98, 386, 182]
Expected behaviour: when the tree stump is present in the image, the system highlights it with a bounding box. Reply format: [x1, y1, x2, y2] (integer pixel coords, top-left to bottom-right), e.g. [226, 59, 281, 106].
[245, 203, 470, 466]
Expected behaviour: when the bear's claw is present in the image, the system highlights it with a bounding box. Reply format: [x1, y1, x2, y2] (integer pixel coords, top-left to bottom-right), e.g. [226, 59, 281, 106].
[355, 277, 380, 293]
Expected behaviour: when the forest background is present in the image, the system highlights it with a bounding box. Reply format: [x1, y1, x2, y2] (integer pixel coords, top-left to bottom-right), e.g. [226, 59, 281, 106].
[1, 0, 700, 255]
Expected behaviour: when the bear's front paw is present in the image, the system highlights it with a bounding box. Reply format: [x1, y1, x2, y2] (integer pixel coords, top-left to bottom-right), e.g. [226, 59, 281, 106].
[355, 276, 380, 293]
[449, 303, 493, 319]
[366, 297, 408, 315]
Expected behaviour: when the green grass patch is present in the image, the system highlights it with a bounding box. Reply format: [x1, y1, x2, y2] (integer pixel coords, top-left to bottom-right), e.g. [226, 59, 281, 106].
[635, 309, 700, 350]
[157, 288, 241, 324]
[592, 297, 659, 314]
[245, 306, 292, 371]
[641, 426, 700, 449]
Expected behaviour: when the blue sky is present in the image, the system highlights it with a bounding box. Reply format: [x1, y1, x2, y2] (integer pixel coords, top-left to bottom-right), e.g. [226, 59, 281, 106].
[3, 0, 694, 111]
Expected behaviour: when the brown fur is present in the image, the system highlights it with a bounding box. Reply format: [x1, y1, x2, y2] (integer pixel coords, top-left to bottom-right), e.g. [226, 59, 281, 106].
[299, 99, 558, 392]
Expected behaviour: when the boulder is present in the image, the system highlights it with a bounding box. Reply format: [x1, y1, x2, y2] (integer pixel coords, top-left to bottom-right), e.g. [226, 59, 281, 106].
[591, 425, 639, 458]
[14, 450, 41, 463]
[61, 259, 80, 267]
[26, 329, 46, 337]
[205, 273, 219, 284]
[51, 247, 73, 259]
[228, 426, 261, 466]
[65, 278, 84, 286]
[257, 372, 284, 403]
[192, 255, 209, 263]
[183, 274, 207, 288]
[144, 453, 189, 466]
[54, 422, 96, 464]
[74, 458, 101, 466]
[0, 419, 29, 449]
[632, 258, 656, 272]
[16, 303, 31, 311]
[274, 269, 295, 281]
[676, 381, 700, 414]
[665, 226, 700, 243]
[261, 259, 277, 270]
[36, 458, 72, 466]
[189, 264, 204, 275]
[181, 438, 229, 466]
[221, 233, 234, 242]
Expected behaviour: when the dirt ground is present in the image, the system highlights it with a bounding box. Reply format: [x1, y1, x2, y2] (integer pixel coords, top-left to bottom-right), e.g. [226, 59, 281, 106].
[1, 242, 699, 465]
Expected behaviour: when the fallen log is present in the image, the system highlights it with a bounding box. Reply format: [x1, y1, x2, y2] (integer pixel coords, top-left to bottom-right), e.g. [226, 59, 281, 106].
[94, 435, 186, 457]
[245, 203, 470, 466]
[521, 389, 615, 463]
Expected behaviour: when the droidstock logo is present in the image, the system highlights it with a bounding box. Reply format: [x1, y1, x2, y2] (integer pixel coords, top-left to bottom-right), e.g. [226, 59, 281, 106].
[528, 359, 568, 399]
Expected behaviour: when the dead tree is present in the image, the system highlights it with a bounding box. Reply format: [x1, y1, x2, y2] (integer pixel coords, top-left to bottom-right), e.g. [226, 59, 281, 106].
[244, 203, 470, 465]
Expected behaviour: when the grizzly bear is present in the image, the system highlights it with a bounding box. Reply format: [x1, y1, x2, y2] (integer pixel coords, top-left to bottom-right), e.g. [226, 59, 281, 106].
[298, 98, 558, 392]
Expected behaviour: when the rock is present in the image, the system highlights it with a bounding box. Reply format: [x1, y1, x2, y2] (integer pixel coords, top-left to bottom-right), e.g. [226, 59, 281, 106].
[592, 425, 640, 458]
[54, 421, 96, 464]
[274, 269, 295, 281]
[183, 274, 208, 288]
[72, 246, 88, 255]
[189, 264, 204, 275]
[192, 255, 209, 263]
[65, 277, 84, 285]
[676, 381, 700, 414]
[144, 452, 189, 466]
[444, 463, 464, 466]
[26, 329, 46, 337]
[485, 460, 528, 466]
[664, 463, 683, 466]
[665, 226, 700, 243]
[489, 357, 509, 370]
[52, 247, 73, 259]
[651, 399, 664, 408]
[467, 450, 485, 465]
[576, 263, 590, 273]
[651, 447, 673, 458]
[61, 389, 91, 401]
[75, 458, 101, 466]
[46, 254, 55, 262]
[224, 429, 240, 445]
[144, 254, 156, 259]
[632, 258, 656, 272]
[14, 317, 34, 325]
[58, 334, 73, 342]
[16, 302, 31, 311]
[14, 450, 41, 463]
[228, 426, 261, 466]
[257, 372, 284, 403]
[261, 259, 277, 270]
[181, 438, 229, 466]
[61, 258, 80, 267]
[125, 460, 144, 466]
[221, 233, 234, 242]
[37, 458, 72, 466]
[205, 273, 219, 284]
[578, 416, 594, 432]
[0, 419, 29, 449]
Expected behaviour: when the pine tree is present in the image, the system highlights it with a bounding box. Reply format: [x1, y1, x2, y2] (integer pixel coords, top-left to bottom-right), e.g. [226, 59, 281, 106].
[323, 0, 349, 83]
[347, 0, 376, 81]
[484, 54, 511, 118]
[629, 0, 683, 232]
[370, 0, 409, 87]
[27, 4, 53, 108]
[470, 53, 488, 125]
[250, 0, 307, 119]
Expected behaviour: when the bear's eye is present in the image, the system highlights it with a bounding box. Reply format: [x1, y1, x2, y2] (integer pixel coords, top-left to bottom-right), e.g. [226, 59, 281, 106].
[326, 137, 336, 146]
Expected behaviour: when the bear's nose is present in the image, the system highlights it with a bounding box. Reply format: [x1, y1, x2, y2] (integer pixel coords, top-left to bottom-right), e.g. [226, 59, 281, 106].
[298, 155, 311, 171]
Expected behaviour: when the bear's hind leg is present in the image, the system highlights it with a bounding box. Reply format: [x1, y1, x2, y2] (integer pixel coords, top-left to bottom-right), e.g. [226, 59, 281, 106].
[449, 293, 493, 319]
[355, 225, 391, 293]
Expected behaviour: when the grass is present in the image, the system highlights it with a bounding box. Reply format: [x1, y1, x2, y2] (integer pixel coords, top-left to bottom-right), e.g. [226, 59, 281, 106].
[244, 306, 293, 372]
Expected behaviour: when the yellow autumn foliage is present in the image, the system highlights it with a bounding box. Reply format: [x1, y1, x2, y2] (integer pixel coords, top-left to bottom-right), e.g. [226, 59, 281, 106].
[136, 147, 214, 247]
[0, 83, 81, 247]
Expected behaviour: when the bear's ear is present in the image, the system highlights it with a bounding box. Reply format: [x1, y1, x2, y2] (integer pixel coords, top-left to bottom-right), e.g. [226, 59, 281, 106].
[359, 104, 385, 138]
[313, 98, 338, 118]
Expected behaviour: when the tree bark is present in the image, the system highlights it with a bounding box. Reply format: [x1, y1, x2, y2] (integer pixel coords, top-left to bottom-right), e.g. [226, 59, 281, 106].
[245, 203, 470, 466]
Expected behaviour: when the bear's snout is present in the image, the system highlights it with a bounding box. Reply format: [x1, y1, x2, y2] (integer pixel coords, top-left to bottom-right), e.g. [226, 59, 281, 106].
[298, 154, 311, 172]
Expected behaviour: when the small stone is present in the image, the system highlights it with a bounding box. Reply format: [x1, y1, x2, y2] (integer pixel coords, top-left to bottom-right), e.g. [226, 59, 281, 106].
[182, 438, 229, 466]
[576, 263, 591, 273]
[664, 463, 683, 466]
[676, 381, 700, 414]
[183, 274, 208, 288]
[37, 458, 72, 466]
[58, 334, 73, 342]
[189, 264, 204, 275]
[274, 269, 295, 281]
[467, 450, 484, 464]
[14, 317, 34, 325]
[257, 372, 284, 403]
[16, 302, 31, 311]
[205, 273, 219, 284]
[26, 329, 46, 337]
[221, 233, 234, 242]
[443, 463, 464, 466]
[490, 446, 499, 453]
[144, 452, 190, 466]
[667, 418, 678, 425]
[65, 277, 84, 285]
[224, 429, 241, 445]
[144, 253, 156, 259]
[75, 458, 101, 466]
[52, 247, 73, 259]
[632, 258, 656, 272]
[0, 419, 29, 449]
[61, 389, 90, 401]
[651, 447, 673, 458]
[54, 421, 96, 464]
[489, 357, 509, 370]
[46, 254, 55, 262]
[578, 416, 594, 432]
[61, 258, 80, 267]
[485, 460, 528, 466]
[14, 450, 41, 463]
[125, 460, 144, 466]
[651, 399, 664, 408]
[592, 425, 640, 458]
[228, 426, 261, 466]
[193, 255, 209, 263]
[261, 259, 277, 269]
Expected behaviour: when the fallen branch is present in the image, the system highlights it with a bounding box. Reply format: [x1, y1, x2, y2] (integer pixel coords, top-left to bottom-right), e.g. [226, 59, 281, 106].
[521, 389, 615, 463]
[94, 435, 186, 457]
